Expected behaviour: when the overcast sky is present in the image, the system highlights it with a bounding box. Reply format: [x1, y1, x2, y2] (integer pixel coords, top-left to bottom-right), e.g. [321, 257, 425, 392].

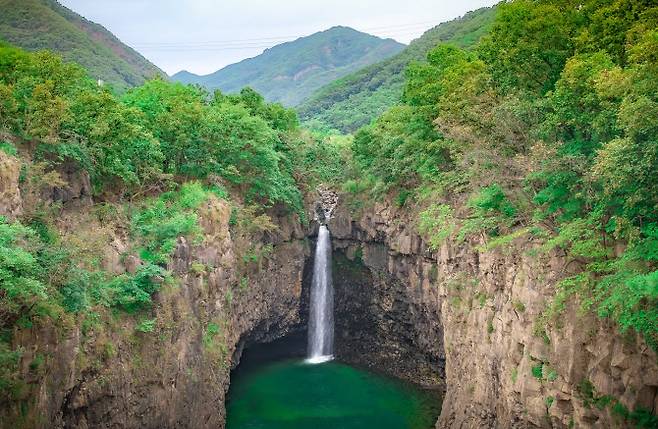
[59, 0, 498, 76]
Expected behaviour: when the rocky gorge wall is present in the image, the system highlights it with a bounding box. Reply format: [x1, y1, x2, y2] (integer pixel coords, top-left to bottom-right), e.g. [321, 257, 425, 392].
[0, 158, 444, 428]
[2, 143, 656, 429]
[326, 196, 658, 429]
[0, 159, 312, 428]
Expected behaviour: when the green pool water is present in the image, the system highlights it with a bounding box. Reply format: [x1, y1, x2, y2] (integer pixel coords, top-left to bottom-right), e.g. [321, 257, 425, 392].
[225, 358, 440, 429]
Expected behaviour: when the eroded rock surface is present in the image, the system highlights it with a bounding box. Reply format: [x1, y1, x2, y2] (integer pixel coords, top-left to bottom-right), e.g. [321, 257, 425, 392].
[327, 195, 658, 429]
[2, 197, 309, 429]
[0, 151, 22, 218]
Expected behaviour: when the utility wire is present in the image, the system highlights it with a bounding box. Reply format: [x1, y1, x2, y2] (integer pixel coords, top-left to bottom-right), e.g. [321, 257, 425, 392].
[131, 20, 442, 49]
[136, 30, 434, 52]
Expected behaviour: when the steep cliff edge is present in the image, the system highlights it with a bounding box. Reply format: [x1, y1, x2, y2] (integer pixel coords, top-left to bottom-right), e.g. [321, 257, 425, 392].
[0, 154, 311, 428]
[54, 201, 309, 429]
[2, 144, 656, 428]
[327, 196, 658, 428]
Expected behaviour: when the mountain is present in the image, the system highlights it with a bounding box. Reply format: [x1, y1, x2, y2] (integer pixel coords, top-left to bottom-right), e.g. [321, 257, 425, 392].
[171, 26, 405, 107]
[170, 70, 200, 85]
[297, 7, 497, 133]
[0, 0, 164, 91]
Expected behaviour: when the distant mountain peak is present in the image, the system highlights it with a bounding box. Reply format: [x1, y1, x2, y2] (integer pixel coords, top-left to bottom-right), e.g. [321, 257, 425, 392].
[298, 7, 497, 133]
[171, 70, 201, 80]
[171, 26, 405, 106]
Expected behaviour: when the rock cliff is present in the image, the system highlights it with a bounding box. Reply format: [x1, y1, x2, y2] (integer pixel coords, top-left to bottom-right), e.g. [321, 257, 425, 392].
[1, 187, 310, 428]
[327, 196, 658, 429]
[1, 149, 655, 429]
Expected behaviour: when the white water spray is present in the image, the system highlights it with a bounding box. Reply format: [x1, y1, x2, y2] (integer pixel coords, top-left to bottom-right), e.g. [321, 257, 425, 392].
[307, 225, 334, 364]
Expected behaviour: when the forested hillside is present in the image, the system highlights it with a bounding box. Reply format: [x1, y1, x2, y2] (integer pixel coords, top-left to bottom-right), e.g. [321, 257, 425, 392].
[336, 0, 658, 405]
[171, 26, 405, 107]
[0, 0, 164, 91]
[297, 7, 495, 133]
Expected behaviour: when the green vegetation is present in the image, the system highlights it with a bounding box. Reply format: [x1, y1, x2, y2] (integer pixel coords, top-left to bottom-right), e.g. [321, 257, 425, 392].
[0, 0, 163, 92]
[578, 379, 658, 428]
[135, 318, 157, 334]
[0, 43, 307, 213]
[0, 140, 17, 156]
[131, 182, 208, 264]
[1, 0, 657, 423]
[0, 41, 342, 410]
[343, 0, 658, 356]
[298, 7, 496, 133]
[531, 363, 544, 380]
[172, 26, 404, 107]
[203, 320, 228, 367]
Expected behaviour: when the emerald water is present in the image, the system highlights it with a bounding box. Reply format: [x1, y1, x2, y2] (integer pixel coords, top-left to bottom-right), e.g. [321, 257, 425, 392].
[226, 334, 441, 429]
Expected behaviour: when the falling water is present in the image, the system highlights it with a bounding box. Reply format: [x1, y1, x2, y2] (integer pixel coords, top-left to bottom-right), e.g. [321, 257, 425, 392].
[307, 225, 334, 364]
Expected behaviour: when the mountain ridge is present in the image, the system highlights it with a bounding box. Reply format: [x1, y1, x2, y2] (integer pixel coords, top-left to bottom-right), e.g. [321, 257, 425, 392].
[297, 7, 497, 133]
[171, 26, 405, 106]
[0, 0, 164, 91]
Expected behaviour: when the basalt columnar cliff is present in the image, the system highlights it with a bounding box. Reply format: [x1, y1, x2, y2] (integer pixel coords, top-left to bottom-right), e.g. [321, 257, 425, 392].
[1, 165, 655, 428]
[326, 196, 658, 428]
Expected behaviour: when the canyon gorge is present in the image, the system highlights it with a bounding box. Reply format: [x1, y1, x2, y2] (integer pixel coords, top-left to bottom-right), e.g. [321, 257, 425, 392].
[1, 164, 655, 428]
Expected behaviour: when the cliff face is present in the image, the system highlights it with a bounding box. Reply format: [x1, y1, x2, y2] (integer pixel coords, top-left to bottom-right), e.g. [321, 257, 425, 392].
[1, 178, 310, 428]
[328, 197, 658, 429]
[0, 151, 22, 218]
[2, 146, 655, 429]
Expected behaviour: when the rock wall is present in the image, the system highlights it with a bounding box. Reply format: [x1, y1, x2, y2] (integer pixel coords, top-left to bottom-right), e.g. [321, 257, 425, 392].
[328, 196, 658, 429]
[2, 150, 655, 429]
[2, 197, 310, 429]
[330, 248, 445, 389]
[0, 151, 22, 218]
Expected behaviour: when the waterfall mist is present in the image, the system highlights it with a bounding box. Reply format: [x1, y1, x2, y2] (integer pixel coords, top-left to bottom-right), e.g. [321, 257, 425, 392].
[307, 225, 334, 363]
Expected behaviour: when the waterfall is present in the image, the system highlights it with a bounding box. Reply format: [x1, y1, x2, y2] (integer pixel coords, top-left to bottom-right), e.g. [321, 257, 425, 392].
[307, 225, 334, 364]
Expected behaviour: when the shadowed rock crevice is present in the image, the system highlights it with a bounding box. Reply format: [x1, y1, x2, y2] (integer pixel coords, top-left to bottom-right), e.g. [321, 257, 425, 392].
[332, 250, 445, 389]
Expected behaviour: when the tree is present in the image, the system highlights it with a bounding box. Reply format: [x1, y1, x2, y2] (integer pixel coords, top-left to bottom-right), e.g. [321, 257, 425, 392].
[478, 0, 576, 94]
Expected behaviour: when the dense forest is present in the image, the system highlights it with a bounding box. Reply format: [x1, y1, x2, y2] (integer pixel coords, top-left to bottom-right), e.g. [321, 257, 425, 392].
[342, 0, 658, 366]
[1, 0, 658, 426]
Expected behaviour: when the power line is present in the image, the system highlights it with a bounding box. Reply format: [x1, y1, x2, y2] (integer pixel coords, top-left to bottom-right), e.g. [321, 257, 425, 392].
[136, 31, 433, 52]
[131, 20, 441, 49]
[138, 30, 427, 52]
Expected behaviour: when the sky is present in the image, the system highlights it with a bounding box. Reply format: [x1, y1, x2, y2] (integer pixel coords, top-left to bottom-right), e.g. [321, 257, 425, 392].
[59, 0, 498, 76]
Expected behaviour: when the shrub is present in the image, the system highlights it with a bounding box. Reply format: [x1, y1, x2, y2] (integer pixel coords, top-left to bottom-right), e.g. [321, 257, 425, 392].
[0, 218, 48, 326]
[131, 182, 209, 264]
[135, 318, 157, 333]
[0, 141, 17, 156]
[418, 204, 455, 250]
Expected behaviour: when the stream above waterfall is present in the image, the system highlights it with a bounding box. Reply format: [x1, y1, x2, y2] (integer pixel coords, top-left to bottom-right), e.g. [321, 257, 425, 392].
[225, 333, 442, 429]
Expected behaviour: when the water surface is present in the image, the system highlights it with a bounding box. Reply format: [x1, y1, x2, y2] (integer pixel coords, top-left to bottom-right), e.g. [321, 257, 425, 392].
[226, 335, 440, 429]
